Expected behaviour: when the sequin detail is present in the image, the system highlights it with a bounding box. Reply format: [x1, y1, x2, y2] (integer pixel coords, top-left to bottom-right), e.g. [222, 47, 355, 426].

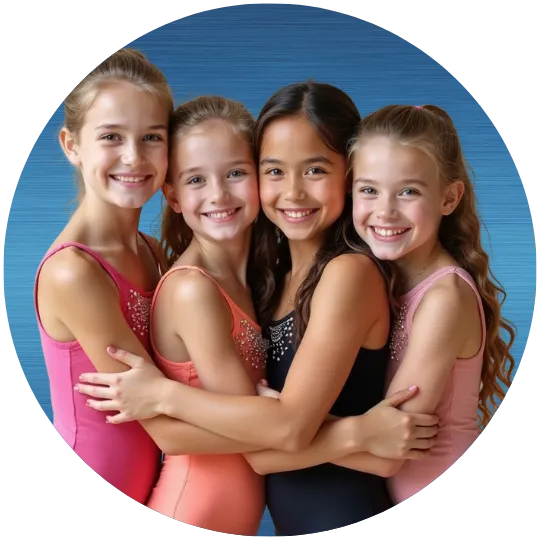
[127, 289, 152, 337]
[233, 319, 268, 371]
[268, 315, 294, 362]
[389, 302, 409, 362]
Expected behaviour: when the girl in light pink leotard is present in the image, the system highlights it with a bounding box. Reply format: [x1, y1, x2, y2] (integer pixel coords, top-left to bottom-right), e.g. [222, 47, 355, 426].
[350, 104, 515, 502]
[34, 48, 173, 503]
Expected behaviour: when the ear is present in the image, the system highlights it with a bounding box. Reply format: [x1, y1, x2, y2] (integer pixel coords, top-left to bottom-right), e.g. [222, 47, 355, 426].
[441, 180, 465, 216]
[162, 182, 181, 214]
[59, 127, 81, 167]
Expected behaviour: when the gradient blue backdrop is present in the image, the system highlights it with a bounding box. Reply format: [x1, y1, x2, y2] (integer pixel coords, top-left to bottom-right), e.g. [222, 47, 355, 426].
[4, 5, 535, 536]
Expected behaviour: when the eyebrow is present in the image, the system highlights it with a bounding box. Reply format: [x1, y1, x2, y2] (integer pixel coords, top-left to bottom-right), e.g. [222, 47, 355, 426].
[353, 177, 429, 187]
[259, 155, 333, 166]
[179, 160, 253, 177]
[95, 124, 168, 131]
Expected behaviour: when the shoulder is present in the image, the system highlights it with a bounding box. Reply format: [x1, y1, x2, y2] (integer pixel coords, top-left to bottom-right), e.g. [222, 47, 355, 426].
[162, 268, 228, 312]
[318, 253, 385, 294]
[39, 247, 112, 294]
[414, 271, 478, 329]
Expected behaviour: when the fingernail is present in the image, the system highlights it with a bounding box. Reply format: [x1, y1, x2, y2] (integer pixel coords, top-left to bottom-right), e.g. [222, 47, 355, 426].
[409, 385, 417, 391]
[108, 346, 117, 354]
[74, 385, 79, 391]
[105, 417, 110, 423]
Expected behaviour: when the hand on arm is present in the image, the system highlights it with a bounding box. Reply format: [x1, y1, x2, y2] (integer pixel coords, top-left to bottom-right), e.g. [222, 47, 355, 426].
[78, 254, 387, 451]
[45, 251, 264, 456]
[357, 281, 470, 475]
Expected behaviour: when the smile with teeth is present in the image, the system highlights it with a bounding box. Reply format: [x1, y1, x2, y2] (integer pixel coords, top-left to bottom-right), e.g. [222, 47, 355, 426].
[280, 209, 317, 219]
[111, 175, 150, 184]
[204, 208, 240, 220]
[372, 227, 409, 237]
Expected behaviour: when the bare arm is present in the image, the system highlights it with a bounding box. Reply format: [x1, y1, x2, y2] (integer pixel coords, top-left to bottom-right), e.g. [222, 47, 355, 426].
[107, 255, 385, 451]
[342, 283, 476, 476]
[78, 254, 440, 458]
[40, 249, 263, 456]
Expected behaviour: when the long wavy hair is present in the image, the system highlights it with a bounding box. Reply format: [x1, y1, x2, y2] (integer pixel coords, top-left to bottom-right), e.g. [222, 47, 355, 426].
[251, 81, 392, 342]
[351, 104, 516, 428]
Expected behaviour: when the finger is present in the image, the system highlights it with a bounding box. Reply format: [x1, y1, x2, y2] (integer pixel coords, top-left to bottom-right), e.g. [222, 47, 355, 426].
[404, 449, 429, 460]
[75, 383, 115, 399]
[107, 346, 145, 368]
[408, 437, 435, 451]
[380, 385, 418, 408]
[86, 399, 121, 412]
[78, 372, 119, 385]
[414, 425, 439, 439]
[411, 414, 439, 427]
[105, 413, 131, 424]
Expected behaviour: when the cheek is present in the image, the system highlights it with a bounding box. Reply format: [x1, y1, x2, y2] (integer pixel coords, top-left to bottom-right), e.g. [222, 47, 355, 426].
[258, 179, 278, 209]
[179, 190, 201, 215]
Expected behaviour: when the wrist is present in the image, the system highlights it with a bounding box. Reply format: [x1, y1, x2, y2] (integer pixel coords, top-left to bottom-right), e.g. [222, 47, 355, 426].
[155, 378, 177, 417]
[336, 416, 369, 454]
[349, 414, 372, 453]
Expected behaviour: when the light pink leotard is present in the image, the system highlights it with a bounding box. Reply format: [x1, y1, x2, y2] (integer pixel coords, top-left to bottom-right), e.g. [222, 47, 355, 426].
[386, 266, 486, 503]
[34, 236, 161, 504]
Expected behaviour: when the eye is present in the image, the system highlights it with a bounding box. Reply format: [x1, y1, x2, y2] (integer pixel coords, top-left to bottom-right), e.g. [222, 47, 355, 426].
[187, 176, 204, 185]
[400, 188, 420, 197]
[306, 166, 326, 176]
[227, 169, 246, 179]
[100, 133, 121, 142]
[265, 168, 283, 177]
[358, 187, 377, 196]
[143, 134, 165, 142]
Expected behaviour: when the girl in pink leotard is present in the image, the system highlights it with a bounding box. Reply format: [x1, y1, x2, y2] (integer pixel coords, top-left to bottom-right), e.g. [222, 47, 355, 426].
[34, 48, 175, 504]
[349, 104, 516, 502]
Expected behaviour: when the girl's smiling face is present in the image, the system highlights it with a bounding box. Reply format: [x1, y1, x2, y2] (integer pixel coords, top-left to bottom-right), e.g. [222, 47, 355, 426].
[258, 114, 348, 245]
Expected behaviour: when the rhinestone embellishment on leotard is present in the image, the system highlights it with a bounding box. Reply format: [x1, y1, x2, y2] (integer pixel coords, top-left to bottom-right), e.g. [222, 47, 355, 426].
[389, 302, 409, 362]
[127, 289, 152, 337]
[233, 319, 269, 371]
[269, 316, 294, 362]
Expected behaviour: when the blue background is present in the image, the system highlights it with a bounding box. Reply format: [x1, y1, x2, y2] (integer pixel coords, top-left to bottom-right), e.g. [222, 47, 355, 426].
[4, 5, 535, 536]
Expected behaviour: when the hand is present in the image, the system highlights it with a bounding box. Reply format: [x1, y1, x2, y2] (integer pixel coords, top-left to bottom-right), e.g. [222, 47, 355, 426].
[74, 346, 167, 423]
[358, 385, 439, 459]
[256, 379, 281, 399]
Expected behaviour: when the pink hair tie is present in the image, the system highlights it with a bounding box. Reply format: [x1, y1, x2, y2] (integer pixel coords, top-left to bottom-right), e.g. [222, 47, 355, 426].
[414, 105, 423, 110]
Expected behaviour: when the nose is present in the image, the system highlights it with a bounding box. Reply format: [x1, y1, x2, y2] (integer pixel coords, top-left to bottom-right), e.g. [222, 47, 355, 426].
[121, 140, 144, 167]
[376, 194, 398, 220]
[284, 174, 306, 202]
[209, 179, 231, 205]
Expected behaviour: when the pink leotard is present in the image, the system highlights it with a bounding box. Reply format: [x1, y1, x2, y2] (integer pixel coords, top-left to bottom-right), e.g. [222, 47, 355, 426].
[34, 236, 161, 504]
[386, 266, 486, 502]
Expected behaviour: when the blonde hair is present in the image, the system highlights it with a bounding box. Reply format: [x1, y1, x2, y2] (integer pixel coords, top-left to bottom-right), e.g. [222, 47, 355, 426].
[161, 96, 255, 269]
[351, 104, 516, 429]
[63, 48, 173, 200]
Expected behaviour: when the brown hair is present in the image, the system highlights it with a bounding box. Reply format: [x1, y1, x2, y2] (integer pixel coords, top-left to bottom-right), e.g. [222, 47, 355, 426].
[62, 48, 173, 201]
[160, 96, 256, 269]
[351, 104, 516, 428]
[251, 81, 391, 339]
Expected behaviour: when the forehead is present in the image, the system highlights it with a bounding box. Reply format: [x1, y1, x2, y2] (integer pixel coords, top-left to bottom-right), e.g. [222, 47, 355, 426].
[84, 81, 169, 127]
[173, 119, 252, 165]
[260, 115, 337, 160]
[354, 136, 438, 180]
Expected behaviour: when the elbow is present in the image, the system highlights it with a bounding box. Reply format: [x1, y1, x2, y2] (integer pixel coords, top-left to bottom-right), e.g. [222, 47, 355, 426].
[276, 422, 313, 453]
[381, 460, 404, 478]
[244, 455, 268, 476]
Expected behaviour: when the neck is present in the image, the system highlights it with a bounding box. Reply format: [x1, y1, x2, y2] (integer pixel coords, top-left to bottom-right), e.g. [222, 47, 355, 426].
[187, 229, 252, 285]
[75, 195, 142, 249]
[395, 237, 444, 285]
[287, 235, 324, 277]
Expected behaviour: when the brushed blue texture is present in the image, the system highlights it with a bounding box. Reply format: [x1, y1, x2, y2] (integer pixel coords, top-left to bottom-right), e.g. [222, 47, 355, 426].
[3, 5, 535, 535]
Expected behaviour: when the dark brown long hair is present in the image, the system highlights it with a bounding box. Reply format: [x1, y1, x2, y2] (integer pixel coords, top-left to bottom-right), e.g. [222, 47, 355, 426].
[351, 104, 516, 428]
[251, 81, 391, 342]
